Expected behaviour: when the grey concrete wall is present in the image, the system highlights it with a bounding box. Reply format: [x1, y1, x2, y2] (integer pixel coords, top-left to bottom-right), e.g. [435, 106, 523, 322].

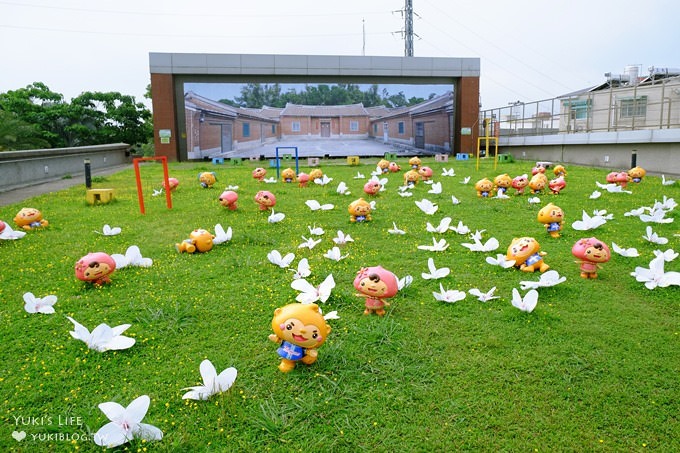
[497, 130, 680, 175]
[0, 144, 130, 192]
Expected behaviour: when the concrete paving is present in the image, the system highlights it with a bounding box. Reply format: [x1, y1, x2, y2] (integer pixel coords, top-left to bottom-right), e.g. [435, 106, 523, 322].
[213, 137, 432, 160]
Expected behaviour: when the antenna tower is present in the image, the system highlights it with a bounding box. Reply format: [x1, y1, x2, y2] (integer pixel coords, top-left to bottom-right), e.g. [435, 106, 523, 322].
[404, 0, 414, 56]
[393, 0, 418, 56]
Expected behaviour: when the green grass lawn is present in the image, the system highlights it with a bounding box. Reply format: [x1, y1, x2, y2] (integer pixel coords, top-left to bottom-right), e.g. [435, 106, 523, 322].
[0, 157, 678, 452]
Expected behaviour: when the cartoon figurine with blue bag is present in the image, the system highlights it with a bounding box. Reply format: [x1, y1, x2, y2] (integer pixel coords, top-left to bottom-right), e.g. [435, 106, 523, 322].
[268, 303, 331, 373]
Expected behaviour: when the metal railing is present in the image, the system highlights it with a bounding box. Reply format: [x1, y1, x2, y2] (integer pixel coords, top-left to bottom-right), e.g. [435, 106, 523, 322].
[480, 94, 680, 138]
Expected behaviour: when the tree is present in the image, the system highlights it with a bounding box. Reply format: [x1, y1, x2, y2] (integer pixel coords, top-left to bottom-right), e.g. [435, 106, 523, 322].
[0, 83, 152, 149]
[0, 110, 50, 151]
[71, 91, 152, 146]
[0, 82, 68, 147]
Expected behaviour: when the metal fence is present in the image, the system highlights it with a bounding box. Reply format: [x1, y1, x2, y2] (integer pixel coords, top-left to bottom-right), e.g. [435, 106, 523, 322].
[479, 93, 680, 138]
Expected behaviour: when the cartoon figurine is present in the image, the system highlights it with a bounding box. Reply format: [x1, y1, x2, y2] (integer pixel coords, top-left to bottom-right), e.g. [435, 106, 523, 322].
[218, 190, 238, 210]
[529, 173, 547, 194]
[75, 252, 116, 286]
[309, 169, 324, 182]
[281, 168, 296, 183]
[512, 174, 529, 195]
[418, 166, 433, 181]
[388, 162, 401, 173]
[163, 177, 180, 192]
[606, 171, 630, 188]
[553, 165, 567, 178]
[254, 190, 276, 211]
[493, 174, 513, 195]
[403, 169, 420, 187]
[475, 178, 494, 197]
[572, 237, 611, 279]
[506, 236, 550, 273]
[176, 228, 215, 254]
[548, 176, 566, 195]
[348, 198, 372, 223]
[198, 172, 217, 188]
[363, 180, 382, 196]
[252, 168, 267, 182]
[628, 166, 646, 183]
[353, 266, 399, 316]
[268, 303, 331, 373]
[377, 159, 390, 173]
[537, 202, 564, 238]
[14, 207, 48, 230]
[532, 165, 547, 176]
[297, 173, 310, 188]
[0, 220, 5, 234]
[408, 156, 421, 170]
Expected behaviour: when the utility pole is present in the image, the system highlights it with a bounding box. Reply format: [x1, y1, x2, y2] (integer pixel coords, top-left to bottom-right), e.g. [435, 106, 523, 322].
[362, 18, 366, 56]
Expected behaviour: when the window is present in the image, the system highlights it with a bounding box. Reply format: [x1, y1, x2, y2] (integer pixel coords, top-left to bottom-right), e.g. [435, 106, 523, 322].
[243, 123, 250, 137]
[398, 121, 405, 134]
[271, 125, 276, 134]
[620, 96, 647, 118]
[373, 124, 378, 134]
[292, 121, 301, 132]
[349, 121, 359, 132]
[564, 99, 590, 120]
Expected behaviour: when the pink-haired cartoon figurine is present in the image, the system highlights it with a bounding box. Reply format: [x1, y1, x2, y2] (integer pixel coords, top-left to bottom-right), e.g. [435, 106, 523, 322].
[418, 166, 433, 182]
[512, 174, 529, 195]
[363, 180, 382, 196]
[388, 162, 401, 172]
[254, 190, 276, 211]
[219, 190, 238, 210]
[606, 171, 630, 188]
[163, 177, 180, 192]
[252, 168, 267, 182]
[572, 237, 611, 279]
[75, 252, 117, 286]
[353, 266, 399, 316]
[548, 176, 566, 195]
[297, 173, 310, 188]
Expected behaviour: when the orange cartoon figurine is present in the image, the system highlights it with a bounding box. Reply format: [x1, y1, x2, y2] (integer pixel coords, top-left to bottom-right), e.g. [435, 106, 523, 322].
[268, 303, 331, 373]
[14, 207, 48, 230]
[537, 202, 564, 238]
[348, 198, 372, 222]
[506, 236, 550, 273]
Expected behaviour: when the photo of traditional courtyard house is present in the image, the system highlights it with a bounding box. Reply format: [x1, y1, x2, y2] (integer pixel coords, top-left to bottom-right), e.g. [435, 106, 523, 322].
[185, 92, 280, 159]
[368, 92, 454, 153]
[277, 103, 371, 139]
[184, 90, 455, 159]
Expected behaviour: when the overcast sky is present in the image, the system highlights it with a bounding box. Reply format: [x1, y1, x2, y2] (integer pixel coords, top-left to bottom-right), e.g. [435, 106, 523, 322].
[2, 0, 678, 111]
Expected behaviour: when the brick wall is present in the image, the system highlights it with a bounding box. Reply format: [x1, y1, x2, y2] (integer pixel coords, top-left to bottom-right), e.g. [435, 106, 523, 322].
[150, 73, 178, 161]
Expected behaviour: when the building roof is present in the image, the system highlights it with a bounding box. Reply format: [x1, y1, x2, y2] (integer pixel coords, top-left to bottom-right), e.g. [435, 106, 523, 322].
[280, 103, 369, 117]
[373, 92, 453, 120]
[185, 91, 279, 122]
[559, 67, 680, 98]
